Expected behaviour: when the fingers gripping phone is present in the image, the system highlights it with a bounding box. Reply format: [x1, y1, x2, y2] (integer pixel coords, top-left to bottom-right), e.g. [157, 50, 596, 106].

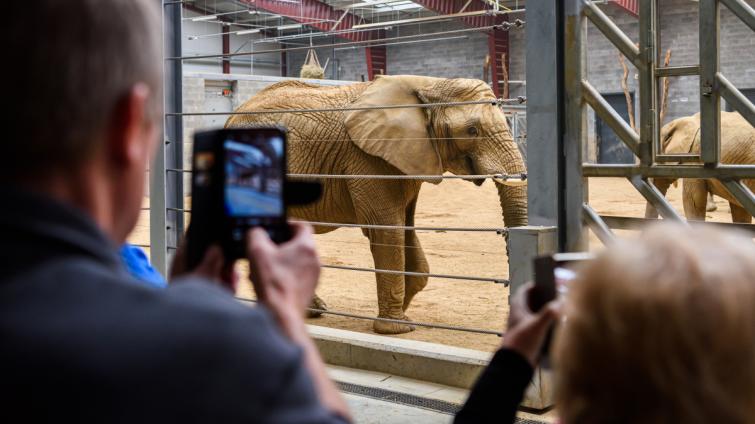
[531, 252, 593, 365]
[186, 127, 291, 269]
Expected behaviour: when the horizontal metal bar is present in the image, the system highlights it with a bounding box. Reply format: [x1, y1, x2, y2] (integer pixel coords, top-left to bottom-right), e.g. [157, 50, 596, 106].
[166, 168, 527, 182]
[294, 220, 507, 234]
[717, 73, 755, 129]
[583, 0, 641, 68]
[600, 215, 755, 234]
[582, 203, 615, 245]
[627, 176, 685, 222]
[720, 0, 755, 32]
[582, 80, 640, 156]
[721, 179, 755, 218]
[655, 65, 700, 77]
[168, 25, 511, 61]
[654, 153, 702, 163]
[166, 98, 527, 117]
[322, 264, 509, 285]
[235, 298, 502, 335]
[583, 164, 755, 178]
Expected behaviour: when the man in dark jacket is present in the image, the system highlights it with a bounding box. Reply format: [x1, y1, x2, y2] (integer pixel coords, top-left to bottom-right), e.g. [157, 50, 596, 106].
[0, 1, 349, 422]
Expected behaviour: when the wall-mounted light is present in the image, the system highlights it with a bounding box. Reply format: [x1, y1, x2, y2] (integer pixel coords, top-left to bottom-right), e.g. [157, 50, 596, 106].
[191, 15, 218, 22]
[237, 29, 262, 35]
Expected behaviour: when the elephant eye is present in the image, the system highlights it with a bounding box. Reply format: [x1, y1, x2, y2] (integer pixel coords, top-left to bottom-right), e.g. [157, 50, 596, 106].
[467, 126, 479, 137]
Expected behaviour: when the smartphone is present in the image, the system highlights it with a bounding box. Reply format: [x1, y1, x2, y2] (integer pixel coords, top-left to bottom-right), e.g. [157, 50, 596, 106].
[530, 252, 594, 366]
[187, 127, 290, 269]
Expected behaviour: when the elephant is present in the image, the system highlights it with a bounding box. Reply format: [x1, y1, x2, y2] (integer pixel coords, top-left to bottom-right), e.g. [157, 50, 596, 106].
[226, 75, 528, 334]
[645, 111, 755, 223]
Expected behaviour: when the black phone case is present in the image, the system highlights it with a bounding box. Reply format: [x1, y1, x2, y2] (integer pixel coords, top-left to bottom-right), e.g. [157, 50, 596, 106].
[186, 128, 289, 270]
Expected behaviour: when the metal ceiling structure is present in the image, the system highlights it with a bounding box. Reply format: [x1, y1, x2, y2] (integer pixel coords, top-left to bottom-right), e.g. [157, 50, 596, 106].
[183, 0, 525, 85]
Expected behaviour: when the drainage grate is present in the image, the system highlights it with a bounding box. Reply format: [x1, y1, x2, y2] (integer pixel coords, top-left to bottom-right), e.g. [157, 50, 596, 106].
[336, 380, 551, 423]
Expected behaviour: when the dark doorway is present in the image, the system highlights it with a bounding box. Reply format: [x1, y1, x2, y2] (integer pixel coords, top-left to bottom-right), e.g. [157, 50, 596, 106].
[596, 92, 635, 164]
[725, 88, 755, 113]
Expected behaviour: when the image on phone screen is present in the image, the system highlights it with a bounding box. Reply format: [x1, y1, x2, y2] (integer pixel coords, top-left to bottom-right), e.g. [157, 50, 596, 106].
[223, 137, 284, 217]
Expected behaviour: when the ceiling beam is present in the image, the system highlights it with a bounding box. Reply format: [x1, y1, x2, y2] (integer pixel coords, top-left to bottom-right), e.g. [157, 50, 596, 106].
[238, 0, 383, 42]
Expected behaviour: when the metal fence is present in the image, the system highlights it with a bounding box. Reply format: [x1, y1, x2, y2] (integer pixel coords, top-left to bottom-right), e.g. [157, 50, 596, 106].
[152, 0, 528, 337]
[525, 0, 755, 253]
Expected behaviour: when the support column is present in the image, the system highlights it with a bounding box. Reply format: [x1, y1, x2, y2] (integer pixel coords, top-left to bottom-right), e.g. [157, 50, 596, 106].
[366, 46, 386, 80]
[152, 1, 184, 275]
[487, 25, 509, 98]
[222, 24, 231, 74]
[526, 1, 569, 250]
[508, 225, 557, 410]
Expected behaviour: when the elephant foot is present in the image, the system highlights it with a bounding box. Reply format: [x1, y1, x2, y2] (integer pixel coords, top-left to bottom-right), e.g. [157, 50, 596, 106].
[373, 314, 415, 334]
[306, 294, 327, 319]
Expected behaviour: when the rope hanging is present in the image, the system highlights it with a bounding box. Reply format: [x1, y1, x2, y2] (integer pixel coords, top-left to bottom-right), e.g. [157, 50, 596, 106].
[300, 48, 325, 79]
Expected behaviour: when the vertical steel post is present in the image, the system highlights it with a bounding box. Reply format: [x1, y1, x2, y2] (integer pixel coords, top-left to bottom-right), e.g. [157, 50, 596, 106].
[637, 0, 657, 165]
[151, 1, 183, 275]
[699, 0, 721, 165]
[526, 0, 565, 248]
[563, 0, 588, 252]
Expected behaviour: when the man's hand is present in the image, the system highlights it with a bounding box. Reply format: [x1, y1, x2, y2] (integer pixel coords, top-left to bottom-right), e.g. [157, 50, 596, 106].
[501, 283, 561, 367]
[170, 239, 238, 292]
[247, 222, 320, 340]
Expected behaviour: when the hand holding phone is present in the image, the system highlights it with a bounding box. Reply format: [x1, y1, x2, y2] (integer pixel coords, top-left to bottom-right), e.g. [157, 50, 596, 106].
[187, 127, 291, 270]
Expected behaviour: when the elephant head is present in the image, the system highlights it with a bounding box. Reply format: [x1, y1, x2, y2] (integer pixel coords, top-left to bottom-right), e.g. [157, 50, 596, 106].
[343, 75, 528, 227]
[644, 114, 701, 218]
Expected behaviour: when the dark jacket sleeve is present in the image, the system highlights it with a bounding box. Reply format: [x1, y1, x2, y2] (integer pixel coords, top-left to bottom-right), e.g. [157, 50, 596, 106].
[454, 348, 534, 424]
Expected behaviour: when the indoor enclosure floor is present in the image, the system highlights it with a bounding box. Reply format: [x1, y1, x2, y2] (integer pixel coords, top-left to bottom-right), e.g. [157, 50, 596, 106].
[130, 177, 742, 352]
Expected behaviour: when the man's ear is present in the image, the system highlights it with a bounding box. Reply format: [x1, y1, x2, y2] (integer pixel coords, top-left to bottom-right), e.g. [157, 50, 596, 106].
[108, 83, 154, 167]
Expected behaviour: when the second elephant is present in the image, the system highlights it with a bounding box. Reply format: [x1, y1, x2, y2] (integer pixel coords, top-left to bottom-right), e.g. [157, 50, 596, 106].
[646, 111, 755, 223]
[226, 75, 528, 334]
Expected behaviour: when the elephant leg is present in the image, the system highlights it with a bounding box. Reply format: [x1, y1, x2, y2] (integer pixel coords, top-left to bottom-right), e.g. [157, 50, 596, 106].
[403, 199, 428, 312]
[403, 230, 428, 312]
[366, 228, 414, 334]
[706, 192, 718, 212]
[682, 179, 708, 221]
[306, 294, 328, 318]
[645, 178, 675, 219]
[731, 203, 753, 224]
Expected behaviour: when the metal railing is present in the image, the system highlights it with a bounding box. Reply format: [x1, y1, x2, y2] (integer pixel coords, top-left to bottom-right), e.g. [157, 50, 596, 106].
[564, 0, 755, 249]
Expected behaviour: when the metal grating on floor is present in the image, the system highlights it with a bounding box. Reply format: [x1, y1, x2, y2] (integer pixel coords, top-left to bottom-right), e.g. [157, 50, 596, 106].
[336, 380, 550, 423]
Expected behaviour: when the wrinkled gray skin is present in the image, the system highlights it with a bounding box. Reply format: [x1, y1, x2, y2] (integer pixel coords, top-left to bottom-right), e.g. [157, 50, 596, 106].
[227, 75, 527, 334]
[646, 112, 755, 223]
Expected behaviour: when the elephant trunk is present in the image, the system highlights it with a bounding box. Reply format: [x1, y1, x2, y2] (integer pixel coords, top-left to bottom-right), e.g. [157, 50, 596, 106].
[644, 178, 675, 218]
[474, 130, 528, 228]
[497, 183, 528, 228]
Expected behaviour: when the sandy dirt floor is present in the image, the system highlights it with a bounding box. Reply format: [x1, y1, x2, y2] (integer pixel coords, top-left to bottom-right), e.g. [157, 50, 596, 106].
[128, 178, 738, 353]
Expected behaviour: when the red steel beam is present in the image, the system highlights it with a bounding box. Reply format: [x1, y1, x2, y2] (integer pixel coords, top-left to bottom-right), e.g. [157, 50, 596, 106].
[612, 0, 639, 17]
[239, 0, 383, 42]
[366, 46, 386, 80]
[412, 0, 509, 96]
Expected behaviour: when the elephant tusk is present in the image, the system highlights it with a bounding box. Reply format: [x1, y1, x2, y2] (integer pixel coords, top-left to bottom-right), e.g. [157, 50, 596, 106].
[493, 174, 528, 186]
[496, 178, 528, 187]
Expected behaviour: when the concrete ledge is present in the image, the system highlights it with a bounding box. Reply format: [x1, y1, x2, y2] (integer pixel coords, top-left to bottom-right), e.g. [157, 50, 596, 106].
[308, 324, 553, 410]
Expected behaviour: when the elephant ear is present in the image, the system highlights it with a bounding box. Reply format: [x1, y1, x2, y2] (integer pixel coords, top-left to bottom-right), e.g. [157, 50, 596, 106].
[662, 116, 700, 155]
[344, 75, 443, 179]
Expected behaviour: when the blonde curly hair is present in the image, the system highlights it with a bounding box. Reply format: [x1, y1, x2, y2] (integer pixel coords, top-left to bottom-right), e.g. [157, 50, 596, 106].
[554, 224, 755, 424]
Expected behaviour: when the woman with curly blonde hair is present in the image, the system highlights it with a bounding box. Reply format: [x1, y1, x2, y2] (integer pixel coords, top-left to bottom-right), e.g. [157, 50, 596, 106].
[456, 225, 755, 423]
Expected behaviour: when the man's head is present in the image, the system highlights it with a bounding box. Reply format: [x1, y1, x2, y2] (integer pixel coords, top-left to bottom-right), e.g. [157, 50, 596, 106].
[6, 0, 162, 242]
[554, 225, 755, 423]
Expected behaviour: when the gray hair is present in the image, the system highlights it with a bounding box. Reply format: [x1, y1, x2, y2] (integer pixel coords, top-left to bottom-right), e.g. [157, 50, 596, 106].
[5, 0, 162, 180]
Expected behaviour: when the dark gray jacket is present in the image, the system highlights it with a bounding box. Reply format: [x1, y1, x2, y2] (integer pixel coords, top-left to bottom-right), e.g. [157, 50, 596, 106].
[0, 188, 346, 423]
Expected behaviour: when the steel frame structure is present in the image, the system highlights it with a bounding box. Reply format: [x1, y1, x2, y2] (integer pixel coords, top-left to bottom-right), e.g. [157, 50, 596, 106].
[527, 0, 755, 252]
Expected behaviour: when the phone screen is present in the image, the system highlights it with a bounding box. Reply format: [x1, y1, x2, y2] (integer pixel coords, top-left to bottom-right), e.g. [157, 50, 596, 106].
[223, 133, 284, 223]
